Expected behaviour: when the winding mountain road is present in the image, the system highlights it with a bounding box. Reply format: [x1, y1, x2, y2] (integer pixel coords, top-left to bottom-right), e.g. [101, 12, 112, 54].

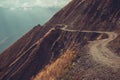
[60, 24, 120, 68]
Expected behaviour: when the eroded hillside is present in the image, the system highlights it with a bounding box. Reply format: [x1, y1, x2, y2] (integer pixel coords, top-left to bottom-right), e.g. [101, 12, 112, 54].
[0, 0, 120, 80]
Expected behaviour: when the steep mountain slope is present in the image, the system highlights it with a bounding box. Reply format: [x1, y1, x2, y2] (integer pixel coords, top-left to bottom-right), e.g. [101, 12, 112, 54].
[0, 0, 120, 80]
[0, 7, 62, 53]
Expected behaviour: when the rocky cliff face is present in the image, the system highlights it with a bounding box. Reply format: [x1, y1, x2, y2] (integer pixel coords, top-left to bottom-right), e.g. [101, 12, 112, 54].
[0, 0, 120, 80]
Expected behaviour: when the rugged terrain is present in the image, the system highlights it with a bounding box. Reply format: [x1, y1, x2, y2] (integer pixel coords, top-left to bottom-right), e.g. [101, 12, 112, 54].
[0, 0, 120, 80]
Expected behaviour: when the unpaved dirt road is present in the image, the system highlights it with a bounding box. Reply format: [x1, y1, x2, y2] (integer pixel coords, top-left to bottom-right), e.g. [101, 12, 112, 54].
[88, 32, 120, 68]
[60, 24, 120, 68]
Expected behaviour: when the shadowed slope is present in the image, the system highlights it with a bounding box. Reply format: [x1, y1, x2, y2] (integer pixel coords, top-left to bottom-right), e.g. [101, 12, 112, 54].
[0, 0, 120, 80]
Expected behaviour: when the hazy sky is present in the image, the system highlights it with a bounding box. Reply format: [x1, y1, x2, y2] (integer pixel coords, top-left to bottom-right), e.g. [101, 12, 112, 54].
[0, 0, 71, 9]
[0, 0, 71, 53]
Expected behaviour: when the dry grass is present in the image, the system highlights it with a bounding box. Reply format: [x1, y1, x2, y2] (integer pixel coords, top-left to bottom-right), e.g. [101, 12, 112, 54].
[32, 44, 78, 80]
